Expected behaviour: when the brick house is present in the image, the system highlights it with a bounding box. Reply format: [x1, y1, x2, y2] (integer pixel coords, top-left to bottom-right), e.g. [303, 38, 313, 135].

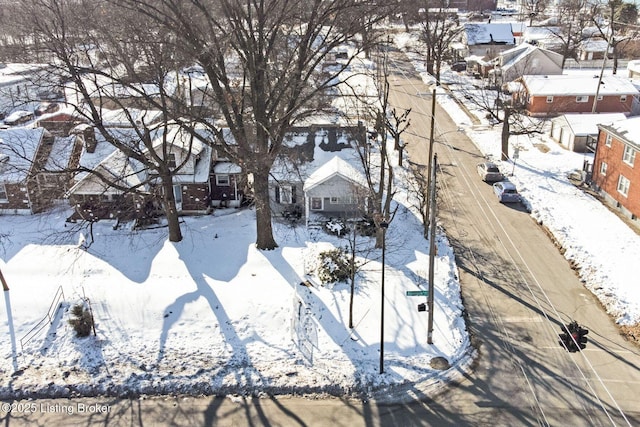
[592, 116, 640, 225]
[66, 124, 217, 221]
[0, 127, 79, 214]
[514, 75, 639, 117]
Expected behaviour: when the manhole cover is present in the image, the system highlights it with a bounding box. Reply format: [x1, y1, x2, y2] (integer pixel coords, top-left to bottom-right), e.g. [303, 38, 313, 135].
[430, 357, 450, 371]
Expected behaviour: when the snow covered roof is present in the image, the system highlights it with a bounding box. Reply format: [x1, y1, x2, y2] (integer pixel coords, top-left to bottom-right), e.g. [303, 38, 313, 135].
[557, 113, 627, 136]
[213, 162, 242, 174]
[628, 60, 640, 75]
[499, 43, 563, 71]
[0, 127, 45, 182]
[580, 38, 609, 52]
[303, 156, 368, 192]
[464, 23, 514, 45]
[68, 149, 149, 195]
[599, 116, 640, 149]
[523, 26, 561, 40]
[522, 74, 639, 96]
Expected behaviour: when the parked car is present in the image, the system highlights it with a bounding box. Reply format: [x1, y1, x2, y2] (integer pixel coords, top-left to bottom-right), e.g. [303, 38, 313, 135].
[477, 162, 504, 182]
[34, 102, 61, 116]
[493, 181, 521, 203]
[3, 110, 34, 126]
[451, 61, 467, 72]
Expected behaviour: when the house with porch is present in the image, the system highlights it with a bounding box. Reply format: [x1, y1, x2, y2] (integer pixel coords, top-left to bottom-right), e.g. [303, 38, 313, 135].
[269, 124, 369, 222]
[66, 123, 219, 221]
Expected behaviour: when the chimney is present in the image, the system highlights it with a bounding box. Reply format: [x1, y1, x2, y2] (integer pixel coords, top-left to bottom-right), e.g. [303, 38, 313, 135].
[83, 127, 97, 153]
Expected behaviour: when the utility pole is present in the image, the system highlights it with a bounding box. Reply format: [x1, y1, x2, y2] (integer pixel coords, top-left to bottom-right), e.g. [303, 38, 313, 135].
[427, 154, 437, 345]
[425, 87, 437, 238]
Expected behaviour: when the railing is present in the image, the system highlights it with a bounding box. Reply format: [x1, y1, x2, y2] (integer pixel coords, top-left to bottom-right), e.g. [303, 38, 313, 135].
[20, 286, 65, 351]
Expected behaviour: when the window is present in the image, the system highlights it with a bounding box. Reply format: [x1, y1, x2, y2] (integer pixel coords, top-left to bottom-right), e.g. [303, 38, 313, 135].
[617, 175, 630, 196]
[310, 197, 323, 210]
[216, 174, 230, 186]
[623, 145, 636, 166]
[576, 96, 589, 103]
[605, 134, 612, 147]
[330, 196, 356, 204]
[546, 96, 554, 103]
[0, 184, 7, 201]
[277, 185, 294, 204]
[167, 153, 176, 169]
[597, 95, 603, 101]
[621, 95, 628, 102]
[600, 161, 608, 176]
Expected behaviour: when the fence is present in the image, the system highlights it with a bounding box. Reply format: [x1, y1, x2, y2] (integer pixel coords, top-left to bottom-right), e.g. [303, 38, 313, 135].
[20, 286, 65, 351]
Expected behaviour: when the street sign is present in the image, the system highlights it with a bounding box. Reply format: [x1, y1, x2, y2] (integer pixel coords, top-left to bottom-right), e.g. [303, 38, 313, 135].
[406, 290, 428, 296]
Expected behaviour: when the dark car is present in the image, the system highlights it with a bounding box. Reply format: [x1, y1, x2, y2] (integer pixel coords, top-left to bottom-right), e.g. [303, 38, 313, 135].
[451, 61, 467, 72]
[34, 102, 61, 116]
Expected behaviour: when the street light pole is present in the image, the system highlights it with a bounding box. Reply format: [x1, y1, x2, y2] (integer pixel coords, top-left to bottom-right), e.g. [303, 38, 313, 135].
[379, 220, 388, 374]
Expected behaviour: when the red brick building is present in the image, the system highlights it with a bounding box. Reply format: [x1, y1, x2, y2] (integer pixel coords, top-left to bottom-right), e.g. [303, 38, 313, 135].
[515, 75, 639, 117]
[592, 117, 640, 225]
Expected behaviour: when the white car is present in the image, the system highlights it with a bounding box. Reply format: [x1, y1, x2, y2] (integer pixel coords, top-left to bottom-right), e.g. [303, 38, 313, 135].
[477, 162, 504, 183]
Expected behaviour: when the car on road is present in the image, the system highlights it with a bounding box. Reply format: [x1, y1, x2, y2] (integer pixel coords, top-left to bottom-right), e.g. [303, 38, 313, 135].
[477, 161, 504, 182]
[493, 180, 521, 203]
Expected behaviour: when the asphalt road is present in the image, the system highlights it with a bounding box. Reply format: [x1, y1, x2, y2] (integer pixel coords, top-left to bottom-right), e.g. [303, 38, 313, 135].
[385, 49, 640, 426]
[3, 52, 640, 427]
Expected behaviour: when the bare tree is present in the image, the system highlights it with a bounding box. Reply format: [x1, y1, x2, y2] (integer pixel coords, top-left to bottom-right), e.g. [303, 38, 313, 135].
[418, 1, 463, 84]
[21, 0, 209, 242]
[590, 0, 640, 74]
[113, 0, 394, 250]
[555, 0, 592, 68]
[458, 80, 544, 161]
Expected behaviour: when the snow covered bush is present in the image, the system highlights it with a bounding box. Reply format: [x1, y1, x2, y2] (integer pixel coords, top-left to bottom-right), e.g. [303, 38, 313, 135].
[68, 303, 94, 337]
[317, 248, 352, 284]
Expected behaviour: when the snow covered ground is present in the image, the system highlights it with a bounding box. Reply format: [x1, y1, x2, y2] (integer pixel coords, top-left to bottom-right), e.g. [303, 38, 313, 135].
[1, 31, 639, 403]
[0, 159, 473, 400]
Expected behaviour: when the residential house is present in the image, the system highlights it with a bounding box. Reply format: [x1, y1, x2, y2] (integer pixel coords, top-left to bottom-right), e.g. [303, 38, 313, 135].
[514, 74, 639, 117]
[592, 116, 640, 225]
[522, 26, 563, 52]
[269, 124, 369, 221]
[303, 156, 368, 220]
[577, 38, 610, 61]
[490, 43, 563, 86]
[0, 127, 79, 214]
[453, 23, 515, 77]
[66, 124, 218, 221]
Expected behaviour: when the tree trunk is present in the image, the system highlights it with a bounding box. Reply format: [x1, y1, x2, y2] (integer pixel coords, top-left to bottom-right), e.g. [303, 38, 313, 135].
[160, 173, 183, 242]
[253, 168, 278, 250]
[501, 110, 511, 161]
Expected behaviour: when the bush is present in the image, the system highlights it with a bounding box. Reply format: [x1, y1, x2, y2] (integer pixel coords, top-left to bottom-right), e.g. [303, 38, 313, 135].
[317, 248, 353, 284]
[68, 303, 94, 337]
